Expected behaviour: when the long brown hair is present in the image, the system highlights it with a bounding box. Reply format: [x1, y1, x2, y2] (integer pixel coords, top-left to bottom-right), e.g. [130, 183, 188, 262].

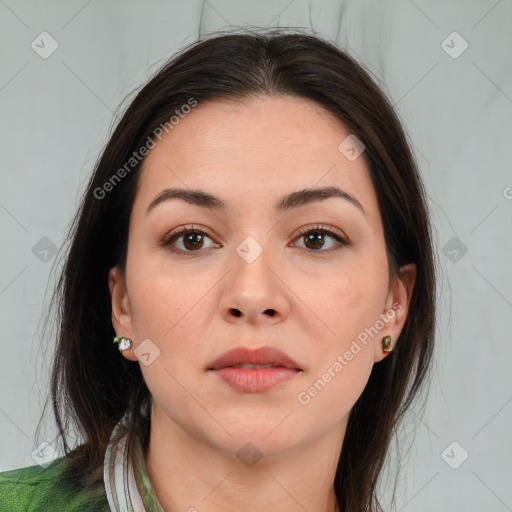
[38, 28, 436, 511]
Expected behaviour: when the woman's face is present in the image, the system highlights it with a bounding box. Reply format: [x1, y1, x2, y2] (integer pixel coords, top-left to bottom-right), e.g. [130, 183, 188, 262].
[109, 95, 415, 459]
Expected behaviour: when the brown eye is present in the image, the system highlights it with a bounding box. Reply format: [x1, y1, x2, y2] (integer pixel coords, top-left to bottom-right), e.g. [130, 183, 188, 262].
[180, 231, 206, 250]
[161, 227, 220, 254]
[303, 231, 326, 250]
[294, 225, 349, 252]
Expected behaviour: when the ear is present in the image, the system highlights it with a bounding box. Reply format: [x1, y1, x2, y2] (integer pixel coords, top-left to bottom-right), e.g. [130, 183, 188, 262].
[108, 266, 137, 361]
[374, 263, 416, 362]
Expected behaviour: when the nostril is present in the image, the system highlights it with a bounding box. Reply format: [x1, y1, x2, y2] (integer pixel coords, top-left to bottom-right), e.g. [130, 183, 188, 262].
[230, 308, 242, 317]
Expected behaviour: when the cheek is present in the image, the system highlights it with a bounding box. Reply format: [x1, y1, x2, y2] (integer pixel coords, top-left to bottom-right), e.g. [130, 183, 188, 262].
[126, 257, 217, 371]
[127, 269, 214, 427]
[301, 258, 388, 343]
[295, 270, 382, 418]
[297, 348, 374, 431]
[295, 253, 387, 400]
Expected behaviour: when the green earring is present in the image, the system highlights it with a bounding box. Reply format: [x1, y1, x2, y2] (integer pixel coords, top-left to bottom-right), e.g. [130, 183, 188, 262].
[382, 335, 392, 352]
[113, 336, 132, 352]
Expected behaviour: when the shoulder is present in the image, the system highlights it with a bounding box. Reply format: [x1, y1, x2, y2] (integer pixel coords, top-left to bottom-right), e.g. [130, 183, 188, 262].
[0, 456, 110, 512]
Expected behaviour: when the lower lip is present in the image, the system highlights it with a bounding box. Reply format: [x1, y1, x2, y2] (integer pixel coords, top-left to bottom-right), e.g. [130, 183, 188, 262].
[211, 367, 301, 392]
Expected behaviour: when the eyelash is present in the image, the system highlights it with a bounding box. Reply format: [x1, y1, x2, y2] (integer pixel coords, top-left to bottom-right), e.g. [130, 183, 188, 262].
[160, 224, 350, 255]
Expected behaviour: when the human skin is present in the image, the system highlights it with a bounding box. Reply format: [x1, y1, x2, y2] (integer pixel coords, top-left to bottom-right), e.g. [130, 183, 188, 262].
[108, 95, 416, 512]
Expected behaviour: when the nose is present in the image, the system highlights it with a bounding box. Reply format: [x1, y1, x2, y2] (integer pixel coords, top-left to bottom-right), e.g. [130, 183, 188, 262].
[219, 242, 290, 326]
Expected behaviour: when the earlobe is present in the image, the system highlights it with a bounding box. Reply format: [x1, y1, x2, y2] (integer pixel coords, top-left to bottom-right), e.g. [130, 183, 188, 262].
[108, 266, 137, 361]
[374, 263, 417, 362]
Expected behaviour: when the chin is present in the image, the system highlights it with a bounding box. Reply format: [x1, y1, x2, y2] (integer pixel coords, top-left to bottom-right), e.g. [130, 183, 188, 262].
[214, 432, 303, 463]
[216, 417, 304, 451]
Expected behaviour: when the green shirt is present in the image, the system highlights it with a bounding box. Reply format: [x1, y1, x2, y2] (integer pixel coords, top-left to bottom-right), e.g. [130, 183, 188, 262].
[0, 417, 166, 511]
[0, 456, 110, 511]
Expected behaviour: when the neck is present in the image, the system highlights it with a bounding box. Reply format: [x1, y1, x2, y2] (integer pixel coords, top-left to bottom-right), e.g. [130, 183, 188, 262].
[144, 406, 345, 512]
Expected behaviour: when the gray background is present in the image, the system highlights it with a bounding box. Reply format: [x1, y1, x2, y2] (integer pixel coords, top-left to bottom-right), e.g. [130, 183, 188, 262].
[1, 1, 511, 511]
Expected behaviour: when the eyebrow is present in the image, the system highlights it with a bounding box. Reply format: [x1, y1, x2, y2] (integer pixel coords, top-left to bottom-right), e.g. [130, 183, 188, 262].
[145, 186, 365, 216]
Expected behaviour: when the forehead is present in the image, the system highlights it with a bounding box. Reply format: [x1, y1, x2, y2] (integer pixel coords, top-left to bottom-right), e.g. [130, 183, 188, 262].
[133, 95, 376, 216]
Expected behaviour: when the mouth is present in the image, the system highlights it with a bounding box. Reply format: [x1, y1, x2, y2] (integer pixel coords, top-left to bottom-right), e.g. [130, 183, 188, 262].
[229, 363, 282, 369]
[208, 346, 302, 371]
[208, 346, 303, 393]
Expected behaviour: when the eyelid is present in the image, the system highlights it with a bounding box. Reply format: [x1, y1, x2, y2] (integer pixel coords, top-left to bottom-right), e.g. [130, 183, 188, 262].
[295, 223, 349, 243]
[163, 223, 210, 239]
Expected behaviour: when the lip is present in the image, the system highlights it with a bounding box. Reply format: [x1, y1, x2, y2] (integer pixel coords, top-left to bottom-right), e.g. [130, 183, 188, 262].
[208, 346, 303, 393]
[208, 346, 302, 371]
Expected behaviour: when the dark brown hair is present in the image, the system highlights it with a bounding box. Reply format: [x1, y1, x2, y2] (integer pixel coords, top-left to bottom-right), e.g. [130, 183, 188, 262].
[38, 28, 436, 511]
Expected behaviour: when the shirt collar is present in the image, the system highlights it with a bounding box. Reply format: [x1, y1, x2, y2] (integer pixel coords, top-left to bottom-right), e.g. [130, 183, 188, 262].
[103, 414, 165, 512]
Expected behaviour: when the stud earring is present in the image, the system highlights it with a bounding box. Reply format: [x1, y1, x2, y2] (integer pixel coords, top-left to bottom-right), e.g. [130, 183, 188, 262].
[113, 336, 132, 353]
[382, 335, 392, 352]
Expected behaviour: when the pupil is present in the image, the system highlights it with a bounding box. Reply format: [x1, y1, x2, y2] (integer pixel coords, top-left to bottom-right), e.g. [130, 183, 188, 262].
[184, 232, 202, 250]
[306, 232, 323, 249]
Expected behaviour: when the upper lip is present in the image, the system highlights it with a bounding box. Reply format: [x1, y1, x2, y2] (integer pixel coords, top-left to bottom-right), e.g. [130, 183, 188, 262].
[208, 346, 302, 371]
